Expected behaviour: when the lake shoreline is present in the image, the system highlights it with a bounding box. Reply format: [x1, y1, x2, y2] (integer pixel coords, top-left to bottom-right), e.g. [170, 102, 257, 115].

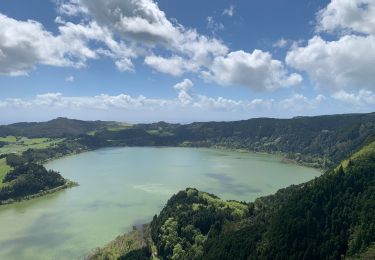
[0, 180, 78, 206]
[0, 144, 322, 207]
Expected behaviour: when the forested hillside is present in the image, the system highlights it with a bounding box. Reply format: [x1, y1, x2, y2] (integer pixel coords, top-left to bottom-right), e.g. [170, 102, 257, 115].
[100, 113, 375, 168]
[1, 113, 374, 168]
[147, 138, 375, 259]
[0, 163, 68, 203]
[0, 117, 112, 138]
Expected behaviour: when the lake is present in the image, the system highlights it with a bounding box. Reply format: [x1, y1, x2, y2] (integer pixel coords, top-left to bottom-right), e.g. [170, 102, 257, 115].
[0, 147, 320, 259]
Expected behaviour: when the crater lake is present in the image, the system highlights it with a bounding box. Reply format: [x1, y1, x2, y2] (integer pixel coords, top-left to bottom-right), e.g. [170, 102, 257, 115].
[0, 147, 320, 259]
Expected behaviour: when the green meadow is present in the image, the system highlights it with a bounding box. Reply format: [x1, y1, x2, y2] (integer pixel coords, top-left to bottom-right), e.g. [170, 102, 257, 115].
[0, 136, 64, 154]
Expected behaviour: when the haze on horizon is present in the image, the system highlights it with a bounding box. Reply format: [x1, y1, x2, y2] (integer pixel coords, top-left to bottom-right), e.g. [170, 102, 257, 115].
[0, 0, 375, 123]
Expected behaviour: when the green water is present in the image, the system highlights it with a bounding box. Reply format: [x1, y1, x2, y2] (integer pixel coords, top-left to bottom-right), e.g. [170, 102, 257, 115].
[0, 147, 320, 259]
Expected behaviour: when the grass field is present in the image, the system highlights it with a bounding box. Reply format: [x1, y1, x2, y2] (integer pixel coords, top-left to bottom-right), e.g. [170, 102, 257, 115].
[0, 136, 17, 142]
[0, 136, 64, 154]
[87, 123, 133, 135]
[0, 159, 11, 188]
[338, 139, 375, 170]
[0, 136, 65, 187]
[106, 123, 133, 131]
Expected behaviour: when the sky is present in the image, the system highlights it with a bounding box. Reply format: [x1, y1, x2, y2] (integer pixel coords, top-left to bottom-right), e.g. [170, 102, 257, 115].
[0, 0, 375, 123]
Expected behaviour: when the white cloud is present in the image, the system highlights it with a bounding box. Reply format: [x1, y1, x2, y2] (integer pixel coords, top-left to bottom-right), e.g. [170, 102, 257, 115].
[0, 12, 137, 75]
[203, 50, 302, 91]
[273, 38, 289, 48]
[173, 79, 193, 91]
[76, 0, 180, 46]
[279, 94, 326, 111]
[4, 86, 370, 122]
[0, 90, 330, 117]
[145, 55, 187, 76]
[55, 0, 298, 92]
[286, 34, 375, 91]
[54, 0, 229, 78]
[332, 89, 375, 105]
[174, 79, 194, 105]
[65, 76, 74, 82]
[56, 0, 88, 16]
[317, 0, 375, 35]
[286, 0, 375, 92]
[0, 0, 299, 93]
[0, 13, 95, 76]
[57, 20, 135, 71]
[223, 5, 235, 17]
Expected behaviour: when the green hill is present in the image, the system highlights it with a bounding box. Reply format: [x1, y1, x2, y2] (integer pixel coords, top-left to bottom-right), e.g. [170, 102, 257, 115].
[102, 112, 375, 168]
[0, 117, 113, 138]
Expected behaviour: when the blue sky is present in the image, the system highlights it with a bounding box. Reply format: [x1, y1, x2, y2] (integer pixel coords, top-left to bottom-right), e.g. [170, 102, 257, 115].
[0, 0, 374, 123]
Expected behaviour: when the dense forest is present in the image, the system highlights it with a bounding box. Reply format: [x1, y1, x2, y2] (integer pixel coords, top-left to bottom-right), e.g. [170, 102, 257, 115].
[92, 138, 375, 259]
[0, 140, 83, 203]
[0, 163, 66, 203]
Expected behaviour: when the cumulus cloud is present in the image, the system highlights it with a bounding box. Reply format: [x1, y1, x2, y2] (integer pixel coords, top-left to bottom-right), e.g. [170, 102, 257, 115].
[56, 0, 88, 16]
[70, 0, 229, 64]
[75, 0, 180, 46]
[286, 35, 375, 91]
[0, 12, 136, 75]
[317, 0, 375, 35]
[0, 13, 95, 76]
[332, 89, 375, 105]
[203, 50, 302, 91]
[173, 79, 193, 91]
[279, 94, 326, 111]
[57, 20, 135, 71]
[286, 0, 375, 92]
[173, 79, 194, 105]
[0, 0, 309, 96]
[144, 55, 187, 76]
[0, 0, 300, 92]
[52, 0, 297, 91]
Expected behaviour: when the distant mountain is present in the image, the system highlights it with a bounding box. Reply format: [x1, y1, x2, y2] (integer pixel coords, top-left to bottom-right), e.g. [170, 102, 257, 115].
[0, 117, 112, 138]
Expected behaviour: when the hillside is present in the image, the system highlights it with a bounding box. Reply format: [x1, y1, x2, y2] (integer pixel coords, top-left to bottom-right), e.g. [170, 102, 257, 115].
[92, 137, 375, 259]
[0, 117, 113, 138]
[100, 113, 375, 168]
[0, 162, 71, 204]
[1, 113, 374, 168]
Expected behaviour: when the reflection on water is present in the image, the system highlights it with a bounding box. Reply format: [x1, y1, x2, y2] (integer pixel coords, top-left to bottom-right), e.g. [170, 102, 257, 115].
[0, 147, 320, 259]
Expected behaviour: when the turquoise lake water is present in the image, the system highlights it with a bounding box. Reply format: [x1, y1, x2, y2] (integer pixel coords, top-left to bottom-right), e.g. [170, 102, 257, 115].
[0, 147, 320, 259]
